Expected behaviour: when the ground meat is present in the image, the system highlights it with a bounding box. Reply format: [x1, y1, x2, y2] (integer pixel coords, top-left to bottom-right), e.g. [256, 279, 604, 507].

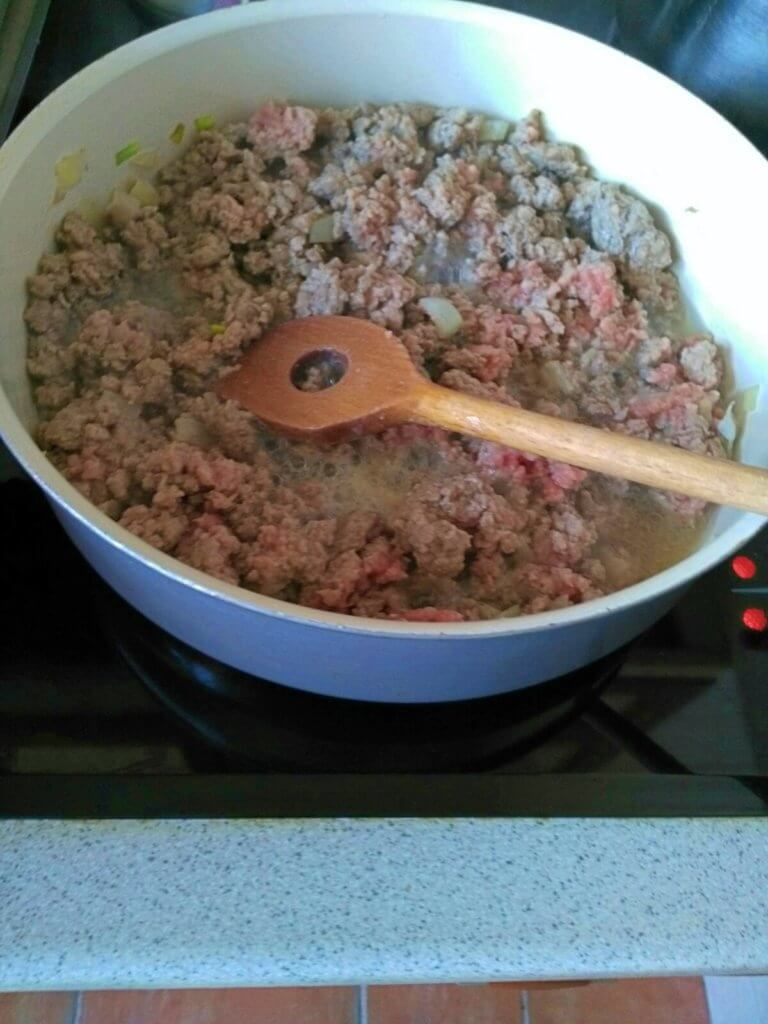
[28, 252, 70, 299]
[295, 262, 347, 317]
[28, 101, 727, 620]
[119, 505, 189, 552]
[571, 182, 672, 271]
[427, 108, 484, 151]
[247, 102, 318, 156]
[396, 507, 472, 577]
[680, 335, 720, 389]
[395, 607, 465, 623]
[120, 209, 171, 271]
[415, 157, 479, 227]
[176, 512, 241, 584]
[512, 110, 585, 179]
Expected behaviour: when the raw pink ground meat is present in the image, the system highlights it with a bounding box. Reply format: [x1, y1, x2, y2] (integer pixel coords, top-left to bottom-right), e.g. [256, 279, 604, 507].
[27, 102, 728, 621]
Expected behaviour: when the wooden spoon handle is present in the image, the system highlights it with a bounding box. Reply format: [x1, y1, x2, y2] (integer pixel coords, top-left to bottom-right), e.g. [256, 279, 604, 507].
[407, 381, 768, 514]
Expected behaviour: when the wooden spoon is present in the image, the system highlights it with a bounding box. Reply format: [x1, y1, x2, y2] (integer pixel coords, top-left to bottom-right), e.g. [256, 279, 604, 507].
[217, 314, 768, 514]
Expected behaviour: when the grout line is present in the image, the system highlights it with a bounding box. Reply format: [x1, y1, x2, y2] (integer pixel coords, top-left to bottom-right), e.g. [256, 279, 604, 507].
[68, 992, 83, 1024]
[520, 989, 531, 1024]
[358, 984, 369, 1024]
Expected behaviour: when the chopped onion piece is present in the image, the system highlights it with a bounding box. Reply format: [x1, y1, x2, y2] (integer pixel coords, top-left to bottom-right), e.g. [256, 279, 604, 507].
[106, 189, 141, 227]
[210, 323, 225, 336]
[194, 115, 215, 132]
[418, 296, 463, 338]
[131, 149, 159, 168]
[172, 414, 213, 448]
[478, 118, 509, 143]
[308, 213, 335, 244]
[718, 385, 761, 451]
[115, 141, 141, 166]
[541, 360, 576, 395]
[718, 401, 737, 449]
[129, 179, 159, 206]
[169, 122, 185, 145]
[54, 149, 86, 202]
[75, 197, 104, 227]
[741, 384, 760, 415]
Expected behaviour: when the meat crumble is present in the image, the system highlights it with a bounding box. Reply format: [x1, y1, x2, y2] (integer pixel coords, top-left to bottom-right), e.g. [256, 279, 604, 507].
[26, 102, 726, 621]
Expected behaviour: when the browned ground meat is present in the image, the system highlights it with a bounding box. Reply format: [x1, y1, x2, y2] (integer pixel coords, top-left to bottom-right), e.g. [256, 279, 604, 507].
[27, 103, 727, 621]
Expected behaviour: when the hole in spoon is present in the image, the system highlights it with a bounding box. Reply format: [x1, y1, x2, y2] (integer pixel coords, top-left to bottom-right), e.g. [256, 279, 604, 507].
[291, 348, 348, 392]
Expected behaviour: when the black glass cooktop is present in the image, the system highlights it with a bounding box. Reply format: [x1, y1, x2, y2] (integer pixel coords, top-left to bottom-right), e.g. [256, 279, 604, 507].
[1, 0, 767, 818]
[2, 475, 767, 818]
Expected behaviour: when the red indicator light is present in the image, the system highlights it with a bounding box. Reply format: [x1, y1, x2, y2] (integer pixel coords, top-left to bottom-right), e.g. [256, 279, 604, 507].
[742, 608, 768, 632]
[732, 555, 757, 580]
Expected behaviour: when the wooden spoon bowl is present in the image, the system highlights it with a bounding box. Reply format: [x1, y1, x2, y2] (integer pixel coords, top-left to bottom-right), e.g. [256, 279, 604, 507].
[218, 316, 418, 441]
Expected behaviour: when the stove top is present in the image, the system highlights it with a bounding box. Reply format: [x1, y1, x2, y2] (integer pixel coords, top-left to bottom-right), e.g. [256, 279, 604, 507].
[2, 476, 767, 818]
[2, 0, 767, 819]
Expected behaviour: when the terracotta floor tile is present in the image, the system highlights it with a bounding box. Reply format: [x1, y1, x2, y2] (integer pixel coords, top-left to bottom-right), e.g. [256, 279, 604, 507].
[0, 993, 75, 1024]
[528, 977, 710, 1024]
[79, 986, 357, 1024]
[368, 983, 522, 1024]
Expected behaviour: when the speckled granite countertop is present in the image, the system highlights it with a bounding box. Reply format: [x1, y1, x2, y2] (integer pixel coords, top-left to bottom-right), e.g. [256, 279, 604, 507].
[1, 817, 768, 990]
